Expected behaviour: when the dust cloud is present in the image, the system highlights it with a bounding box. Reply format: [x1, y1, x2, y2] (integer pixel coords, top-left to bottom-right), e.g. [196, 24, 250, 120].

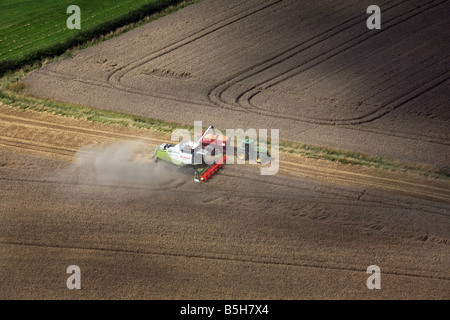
[61, 140, 185, 187]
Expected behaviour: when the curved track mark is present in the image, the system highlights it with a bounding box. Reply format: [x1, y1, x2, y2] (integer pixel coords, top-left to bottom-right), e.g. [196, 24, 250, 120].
[238, 0, 448, 125]
[208, 0, 407, 113]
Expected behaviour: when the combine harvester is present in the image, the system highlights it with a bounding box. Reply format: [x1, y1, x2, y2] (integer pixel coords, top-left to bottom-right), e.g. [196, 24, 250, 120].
[152, 125, 272, 182]
[152, 125, 227, 182]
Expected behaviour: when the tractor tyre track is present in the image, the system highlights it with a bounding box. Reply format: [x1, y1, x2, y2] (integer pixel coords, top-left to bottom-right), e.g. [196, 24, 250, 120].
[238, 0, 448, 126]
[208, 0, 408, 114]
[30, 1, 286, 111]
[2, 240, 449, 282]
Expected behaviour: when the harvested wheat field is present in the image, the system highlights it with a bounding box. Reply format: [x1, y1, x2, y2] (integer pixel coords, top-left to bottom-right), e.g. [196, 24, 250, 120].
[0, 105, 449, 299]
[2, 0, 449, 300]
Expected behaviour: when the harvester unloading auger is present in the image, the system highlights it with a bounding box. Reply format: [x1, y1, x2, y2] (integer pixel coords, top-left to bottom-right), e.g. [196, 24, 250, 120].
[152, 125, 272, 182]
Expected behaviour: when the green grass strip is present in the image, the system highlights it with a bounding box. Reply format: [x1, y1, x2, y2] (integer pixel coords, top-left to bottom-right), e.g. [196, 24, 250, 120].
[0, 90, 189, 133]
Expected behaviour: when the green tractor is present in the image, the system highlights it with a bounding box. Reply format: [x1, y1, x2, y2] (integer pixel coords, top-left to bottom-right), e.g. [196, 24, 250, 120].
[236, 138, 272, 164]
